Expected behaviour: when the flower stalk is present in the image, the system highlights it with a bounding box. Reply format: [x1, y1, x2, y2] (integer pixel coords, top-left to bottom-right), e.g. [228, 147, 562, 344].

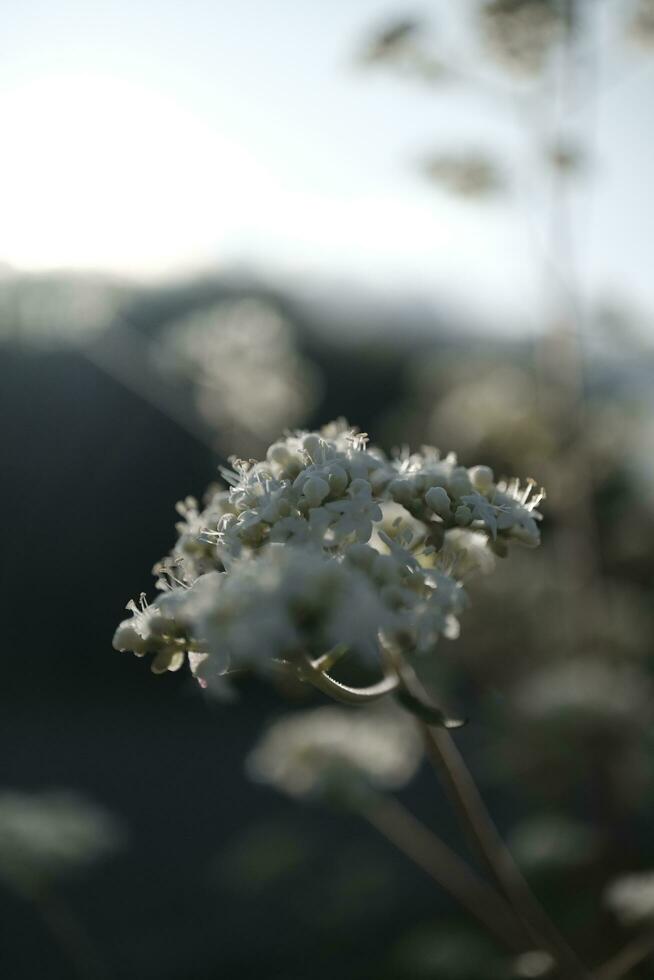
[363, 794, 531, 953]
[394, 656, 591, 980]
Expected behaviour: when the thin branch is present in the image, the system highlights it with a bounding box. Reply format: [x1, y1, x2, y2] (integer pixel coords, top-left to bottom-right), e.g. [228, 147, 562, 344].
[364, 795, 531, 953]
[395, 657, 591, 980]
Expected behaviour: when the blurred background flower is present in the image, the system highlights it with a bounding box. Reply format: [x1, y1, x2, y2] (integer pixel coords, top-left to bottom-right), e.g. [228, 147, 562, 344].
[0, 790, 124, 898]
[153, 297, 321, 455]
[246, 703, 423, 804]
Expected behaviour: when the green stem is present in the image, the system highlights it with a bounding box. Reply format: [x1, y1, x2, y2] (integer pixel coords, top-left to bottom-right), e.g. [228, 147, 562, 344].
[395, 659, 591, 980]
[364, 794, 531, 953]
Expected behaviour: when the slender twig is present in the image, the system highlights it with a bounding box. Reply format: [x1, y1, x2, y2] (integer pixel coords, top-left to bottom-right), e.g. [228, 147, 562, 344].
[363, 794, 531, 953]
[300, 651, 588, 976]
[395, 658, 591, 980]
[594, 932, 654, 980]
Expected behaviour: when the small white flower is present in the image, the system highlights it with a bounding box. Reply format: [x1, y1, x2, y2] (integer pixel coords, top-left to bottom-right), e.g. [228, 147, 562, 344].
[425, 485, 452, 520]
[325, 478, 384, 543]
[113, 590, 191, 674]
[460, 492, 501, 537]
[440, 529, 496, 577]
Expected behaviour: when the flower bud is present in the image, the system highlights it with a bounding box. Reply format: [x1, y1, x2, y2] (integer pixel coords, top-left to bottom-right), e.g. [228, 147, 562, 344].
[112, 623, 145, 653]
[454, 504, 473, 526]
[345, 543, 377, 570]
[267, 442, 292, 465]
[425, 486, 451, 519]
[389, 478, 413, 506]
[303, 476, 330, 508]
[301, 434, 322, 460]
[218, 513, 237, 532]
[327, 464, 349, 496]
[448, 467, 473, 498]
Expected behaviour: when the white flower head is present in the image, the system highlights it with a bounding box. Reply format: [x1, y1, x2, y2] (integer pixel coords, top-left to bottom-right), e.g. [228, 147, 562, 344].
[113, 422, 543, 699]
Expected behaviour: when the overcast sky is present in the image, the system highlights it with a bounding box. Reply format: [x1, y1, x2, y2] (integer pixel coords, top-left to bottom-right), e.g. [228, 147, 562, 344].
[1, 0, 653, 333]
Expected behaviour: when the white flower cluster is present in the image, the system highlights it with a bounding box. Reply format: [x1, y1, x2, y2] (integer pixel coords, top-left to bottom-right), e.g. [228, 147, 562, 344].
[0, 790, 124, 895]
[246, 704, 423, 799]
[113, 421, 543, 692]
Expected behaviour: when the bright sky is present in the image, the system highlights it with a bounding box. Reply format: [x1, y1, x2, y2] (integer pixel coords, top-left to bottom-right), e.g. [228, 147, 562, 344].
[1, 0, 654, 331]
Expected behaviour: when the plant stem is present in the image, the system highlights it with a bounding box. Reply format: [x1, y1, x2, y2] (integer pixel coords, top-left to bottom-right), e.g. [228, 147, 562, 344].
[396, 659, 591, 980]
[300, 654, 399, 704]
[363, 794, 530, 953]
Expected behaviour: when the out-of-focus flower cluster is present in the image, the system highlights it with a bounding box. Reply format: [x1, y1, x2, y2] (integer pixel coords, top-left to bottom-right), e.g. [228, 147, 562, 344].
[0, 270, 122, 348]
[604, 870, 654, 927]
[479, 0, 565, 76]
[154, 298, 321, 454]
[0, 790, 124, 897]
[358, 17, 446, 84]
[512, 659, 651, 728]
[421, 153, 503, 198]
[630, 0, 654, 48]
[113, 421, 543, 694]
[247, 703, 422, 802]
